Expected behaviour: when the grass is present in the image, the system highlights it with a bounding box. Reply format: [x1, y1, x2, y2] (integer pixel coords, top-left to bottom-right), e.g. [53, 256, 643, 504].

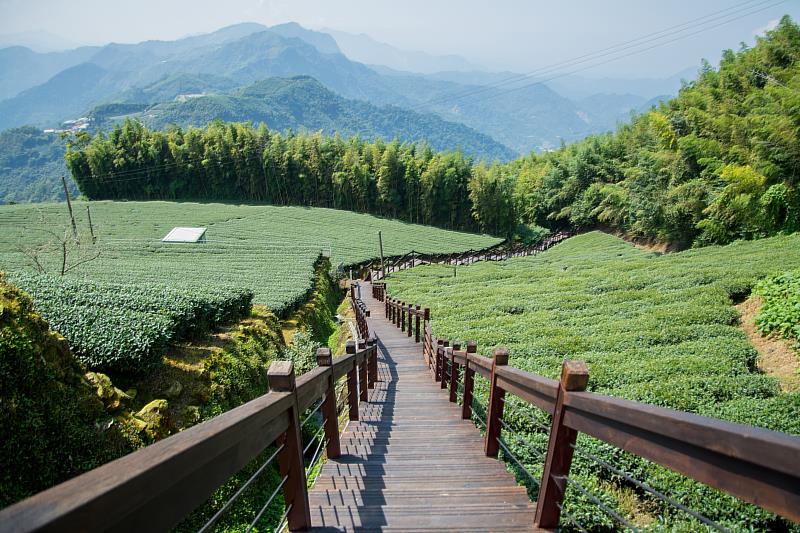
[386, 231, 800, 530]
[0, 200, 499, 314]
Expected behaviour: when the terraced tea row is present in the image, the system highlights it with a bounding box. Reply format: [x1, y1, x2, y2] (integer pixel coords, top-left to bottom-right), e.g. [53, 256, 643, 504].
[0, 201, 500, 313]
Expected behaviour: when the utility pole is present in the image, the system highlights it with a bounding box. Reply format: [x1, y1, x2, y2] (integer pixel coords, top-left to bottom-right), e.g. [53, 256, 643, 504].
[86, 205, 96, 244]
[62, 176, 78, 242]
[378, 231, 385, 279]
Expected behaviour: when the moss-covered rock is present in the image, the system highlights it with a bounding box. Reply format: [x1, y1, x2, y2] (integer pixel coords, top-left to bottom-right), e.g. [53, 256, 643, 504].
[134, 399, 170, 440]
[0, 273, 139, 508]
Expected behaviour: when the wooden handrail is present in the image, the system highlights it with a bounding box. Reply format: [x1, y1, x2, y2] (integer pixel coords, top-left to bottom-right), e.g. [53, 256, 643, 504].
[364, 231, 574, 280]
[0, 341, 380, 533]
[385, 288, 800, 528]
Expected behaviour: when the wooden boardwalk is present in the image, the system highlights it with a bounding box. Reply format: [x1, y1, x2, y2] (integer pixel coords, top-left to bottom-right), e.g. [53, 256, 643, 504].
[308, 282, 537, 532]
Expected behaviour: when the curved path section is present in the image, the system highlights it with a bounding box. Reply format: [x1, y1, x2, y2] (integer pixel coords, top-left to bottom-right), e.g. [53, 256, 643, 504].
[308, 282, 538, 532]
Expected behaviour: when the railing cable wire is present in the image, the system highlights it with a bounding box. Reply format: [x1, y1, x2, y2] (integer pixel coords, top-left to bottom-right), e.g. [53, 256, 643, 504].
[496, 437, 541, 487]
[244, 474, 289, 533]
[557, 475, 641, 532]
[557, 502, 589, 533]
[300, 399, 324, 429]
[570, 444, 730, 532]
[197, 444, 285, 533]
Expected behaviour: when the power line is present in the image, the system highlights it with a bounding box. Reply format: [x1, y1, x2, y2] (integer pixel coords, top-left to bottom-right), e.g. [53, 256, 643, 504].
[436, 0, 788, 110]
[410, 0, 787, 110]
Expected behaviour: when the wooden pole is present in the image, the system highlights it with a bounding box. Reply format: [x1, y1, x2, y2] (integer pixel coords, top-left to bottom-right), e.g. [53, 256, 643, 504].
[484, 348, 509, 457]
[358, 339, 368, 402]
[378, 231, 385, 279]
[367, 336, 378, 389]
[267, 361, 311, 531]
[440, 340, 450, 390]
[62, 176, 78, 242]
[346, 342, 359, 421]
[316, 348, 341, 459]
[86, 205, 96, 244]
[535, 360, 590, 529]
[414, 305, 421, 343]
[461, 341, 477, 420]
[449, 341, 462, 403]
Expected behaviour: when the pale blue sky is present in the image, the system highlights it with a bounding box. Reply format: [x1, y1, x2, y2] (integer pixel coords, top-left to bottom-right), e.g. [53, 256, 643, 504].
[0, 0, 797, 77]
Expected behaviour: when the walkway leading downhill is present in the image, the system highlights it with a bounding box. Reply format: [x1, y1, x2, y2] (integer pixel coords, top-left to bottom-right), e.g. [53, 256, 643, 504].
[308, 282, 538, 532]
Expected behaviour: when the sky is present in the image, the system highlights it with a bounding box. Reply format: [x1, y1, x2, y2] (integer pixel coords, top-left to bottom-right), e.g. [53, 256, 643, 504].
[0, 0, 797, 77]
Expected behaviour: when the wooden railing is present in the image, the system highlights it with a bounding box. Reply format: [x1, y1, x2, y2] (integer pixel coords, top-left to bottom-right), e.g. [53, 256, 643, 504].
[350, 284, 370, 340]
[364, 231, 573, 281]
[0, 340, 379, 533]
[379, 290, 800, 528]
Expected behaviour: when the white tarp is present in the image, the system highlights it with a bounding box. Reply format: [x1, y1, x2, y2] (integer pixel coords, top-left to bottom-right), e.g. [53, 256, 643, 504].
[162, 227, 207, 243]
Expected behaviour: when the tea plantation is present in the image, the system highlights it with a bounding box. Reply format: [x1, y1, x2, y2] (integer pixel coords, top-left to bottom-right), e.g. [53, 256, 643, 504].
[0, 200, 499, 313]
[386, 231, 800, 530]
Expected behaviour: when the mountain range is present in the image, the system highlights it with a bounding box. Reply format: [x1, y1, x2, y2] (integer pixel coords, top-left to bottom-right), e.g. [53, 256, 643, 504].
[0, 21, 694, 203]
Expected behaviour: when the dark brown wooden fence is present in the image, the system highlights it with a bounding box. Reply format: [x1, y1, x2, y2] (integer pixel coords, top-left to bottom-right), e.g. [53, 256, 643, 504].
[362, 231, 573, 281]
[380, 291, 800, 529]
[0, 340, 378, 533]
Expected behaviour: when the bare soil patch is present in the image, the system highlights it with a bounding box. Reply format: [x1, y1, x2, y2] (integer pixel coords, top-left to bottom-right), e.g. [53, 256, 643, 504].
[737, 296, 800, 392]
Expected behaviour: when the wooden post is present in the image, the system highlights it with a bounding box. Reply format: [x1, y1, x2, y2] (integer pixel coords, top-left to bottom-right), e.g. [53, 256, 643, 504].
[61, 175, 78, 242]
[484, 348, 509, 457]
[535, 361, 590, 529]
[385, 296, 389, 318]
[346, 341, 359, 421]
[407, 304, 413, 338]
[358, 339, 368, 402]
[378, 231, 385, 280]
[415, 305, 421, 343]
[316, 348, 341, 459]
[86, 205, 96, 244]
[440, 340, 450, 390]
[461, 341, 477, 420]
[367, 336, 378, 389]
[434, 339, 444, 382]
[400, 301, 406, 332]
[268, 361, 311, 531]
[449, 341, 461, 403]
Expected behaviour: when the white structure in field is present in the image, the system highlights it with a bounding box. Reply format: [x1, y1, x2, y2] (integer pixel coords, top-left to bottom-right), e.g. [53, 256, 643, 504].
[162, 227, 207, 243]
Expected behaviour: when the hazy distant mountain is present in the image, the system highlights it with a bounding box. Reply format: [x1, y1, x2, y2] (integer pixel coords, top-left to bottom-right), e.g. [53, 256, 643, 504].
[92, 76, 516, 161]
[322, 28, 484, 74]
[546, 67, 698, 101]
[0, 45, 99, 100]
[270, 23, 341, 55]
[0, 21, 688, 156]
[0, 126, 73, 204]
[0, 30, 86, 52]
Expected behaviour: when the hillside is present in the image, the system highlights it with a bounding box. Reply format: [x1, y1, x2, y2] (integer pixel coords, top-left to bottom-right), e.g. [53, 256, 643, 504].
[103, 76, 515, 161]
[506, 16, 800, 247]
[0, 126, 74, 203]
[0, 22, 678, 156]
[0, 201, 500, 312]
[386, 231, 800, 530]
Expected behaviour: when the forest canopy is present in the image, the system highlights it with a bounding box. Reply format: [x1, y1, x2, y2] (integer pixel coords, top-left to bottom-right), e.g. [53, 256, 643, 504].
[67, 16, 800, 245]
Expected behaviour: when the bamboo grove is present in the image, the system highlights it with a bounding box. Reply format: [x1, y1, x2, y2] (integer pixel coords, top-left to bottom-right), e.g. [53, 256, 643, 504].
[67, 17, 800, 246]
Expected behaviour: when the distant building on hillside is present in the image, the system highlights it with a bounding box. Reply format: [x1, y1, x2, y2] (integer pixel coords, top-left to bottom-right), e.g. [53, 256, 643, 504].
[162, 227, 207, 243]
[175, 93, 207, 102]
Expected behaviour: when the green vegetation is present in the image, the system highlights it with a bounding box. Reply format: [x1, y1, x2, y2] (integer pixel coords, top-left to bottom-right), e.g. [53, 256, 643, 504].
[64, 17, 800, 245]
[507, 16, 800, 247]
[756, 270, 800, 348]
[0, 126, 73, 204]
[101, 76, 516, 161]
[0, 274, 140, 508]
[10, 273, 252, 373]
[386, 231, 800, 530]
[0, 201, 498, 314]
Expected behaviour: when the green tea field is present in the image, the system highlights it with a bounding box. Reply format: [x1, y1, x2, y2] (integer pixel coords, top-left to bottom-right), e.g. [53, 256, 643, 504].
[0, 201, 500, 313]
[386, 231, 800, 529]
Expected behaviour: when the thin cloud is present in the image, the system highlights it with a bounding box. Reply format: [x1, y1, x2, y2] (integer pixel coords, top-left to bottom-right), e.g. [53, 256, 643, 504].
[753, 18, 780, 36]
